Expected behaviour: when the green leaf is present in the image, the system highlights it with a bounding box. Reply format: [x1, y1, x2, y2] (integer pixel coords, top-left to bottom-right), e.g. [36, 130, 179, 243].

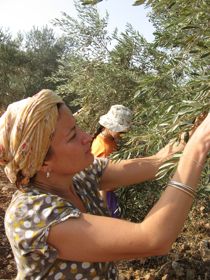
[189, 50, 199, 54]
[133, 0, 146, 6]
[81, 0, 102, 5]
[200, 52, 210, 58]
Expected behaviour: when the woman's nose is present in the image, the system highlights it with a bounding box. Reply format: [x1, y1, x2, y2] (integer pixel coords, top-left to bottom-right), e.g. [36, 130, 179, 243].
[81, 131, 92, 144]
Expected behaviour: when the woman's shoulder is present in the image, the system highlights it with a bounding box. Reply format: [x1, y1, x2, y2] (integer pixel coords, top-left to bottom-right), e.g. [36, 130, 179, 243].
[4, 188, 81, 265]
[5, 188, 80, 225]
[75, 157, 108, 180]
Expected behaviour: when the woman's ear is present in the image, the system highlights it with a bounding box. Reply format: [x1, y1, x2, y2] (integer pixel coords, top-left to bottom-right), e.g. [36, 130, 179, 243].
[39, 160, 51, 174]
[40, 146, 54, 173]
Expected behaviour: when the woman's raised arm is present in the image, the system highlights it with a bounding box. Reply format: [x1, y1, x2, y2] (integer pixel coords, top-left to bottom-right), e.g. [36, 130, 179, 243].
[47, 113, 210, 262]
[100, 138, 185, 191]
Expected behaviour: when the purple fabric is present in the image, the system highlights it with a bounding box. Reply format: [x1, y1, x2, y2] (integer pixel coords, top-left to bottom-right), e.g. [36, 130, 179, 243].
[106, 191, 120, 218]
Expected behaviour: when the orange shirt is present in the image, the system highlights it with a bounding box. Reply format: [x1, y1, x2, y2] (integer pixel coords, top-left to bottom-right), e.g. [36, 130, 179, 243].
[91, 134, 117, 158]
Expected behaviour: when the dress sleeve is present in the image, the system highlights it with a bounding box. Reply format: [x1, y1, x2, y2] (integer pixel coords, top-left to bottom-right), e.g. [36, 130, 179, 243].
[6, 193, 81, 259]
[87, 157, 109, 179]
[84, 157, 109, 188]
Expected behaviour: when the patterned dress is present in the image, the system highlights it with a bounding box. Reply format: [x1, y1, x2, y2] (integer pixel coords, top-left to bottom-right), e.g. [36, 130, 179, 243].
[5, 158, 118, 280]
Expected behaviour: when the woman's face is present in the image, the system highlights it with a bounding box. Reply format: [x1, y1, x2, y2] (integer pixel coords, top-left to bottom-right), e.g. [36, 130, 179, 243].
[47, 104, 94, 175]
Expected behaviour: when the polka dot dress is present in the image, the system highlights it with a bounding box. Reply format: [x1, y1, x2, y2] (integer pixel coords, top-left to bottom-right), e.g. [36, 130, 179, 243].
[5, 158, 118, 279]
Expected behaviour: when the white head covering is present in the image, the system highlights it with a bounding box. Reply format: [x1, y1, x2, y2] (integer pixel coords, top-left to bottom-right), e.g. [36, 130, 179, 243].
[99, 105, 132, 132]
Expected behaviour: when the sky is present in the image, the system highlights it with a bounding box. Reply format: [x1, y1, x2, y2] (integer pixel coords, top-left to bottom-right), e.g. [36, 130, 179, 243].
[0, 0, 155, 42]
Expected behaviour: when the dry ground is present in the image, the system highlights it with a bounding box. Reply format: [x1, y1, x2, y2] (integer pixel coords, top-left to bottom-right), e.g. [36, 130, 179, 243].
[0, 168, 209, 280]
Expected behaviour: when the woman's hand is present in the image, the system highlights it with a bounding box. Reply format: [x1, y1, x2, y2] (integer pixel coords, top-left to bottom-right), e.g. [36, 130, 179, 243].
[184, 112, 210, 158]
[189, 112, 208, 137]
[156, 111, 209, 163]
[155, 138, 185, 163]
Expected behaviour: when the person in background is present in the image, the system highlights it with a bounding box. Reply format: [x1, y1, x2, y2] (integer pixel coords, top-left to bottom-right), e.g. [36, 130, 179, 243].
[91, 105, 132, 217]
[1, 89, 209, 280]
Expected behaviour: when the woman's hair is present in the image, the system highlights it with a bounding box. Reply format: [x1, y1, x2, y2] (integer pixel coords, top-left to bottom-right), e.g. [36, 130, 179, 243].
[91, 125, 104, 143]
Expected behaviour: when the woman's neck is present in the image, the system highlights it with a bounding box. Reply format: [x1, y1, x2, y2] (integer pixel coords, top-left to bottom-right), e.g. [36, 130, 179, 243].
[32, 172, 75, 198]
[32, 171, 87, 212]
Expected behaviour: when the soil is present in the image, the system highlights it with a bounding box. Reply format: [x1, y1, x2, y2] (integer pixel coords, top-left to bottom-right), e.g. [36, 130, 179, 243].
[0, 168, 209, 280]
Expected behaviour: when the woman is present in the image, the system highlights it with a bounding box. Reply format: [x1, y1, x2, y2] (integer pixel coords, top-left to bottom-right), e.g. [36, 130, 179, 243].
[91, 105, 132, 217]
[1, 89, 209, 279]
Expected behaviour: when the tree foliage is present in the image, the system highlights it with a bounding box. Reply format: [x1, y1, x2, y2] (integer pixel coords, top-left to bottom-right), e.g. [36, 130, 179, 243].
[0, 0, 209, 217]
[0, 28, 26, 105]
[0, 26, 66, 106]
[59, 1, 210, 218]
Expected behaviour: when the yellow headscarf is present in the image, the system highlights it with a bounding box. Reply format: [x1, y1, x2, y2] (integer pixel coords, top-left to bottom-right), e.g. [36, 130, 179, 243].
[0, 89, 63, 185]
